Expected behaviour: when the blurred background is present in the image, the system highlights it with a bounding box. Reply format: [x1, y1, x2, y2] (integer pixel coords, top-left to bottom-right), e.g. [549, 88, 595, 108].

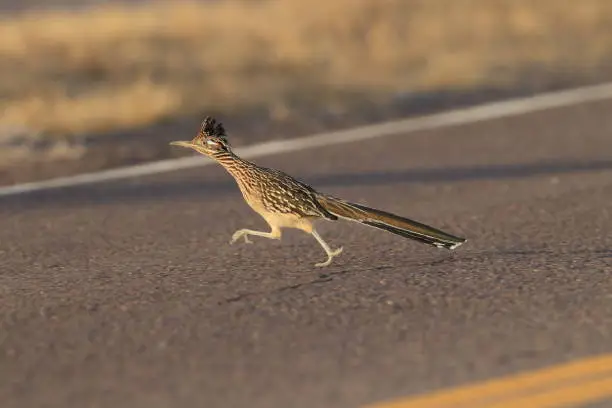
[1, 0, 612, 185]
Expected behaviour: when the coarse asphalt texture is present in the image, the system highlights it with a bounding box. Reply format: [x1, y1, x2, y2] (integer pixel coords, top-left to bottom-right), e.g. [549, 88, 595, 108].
[1, 98, 612, 408]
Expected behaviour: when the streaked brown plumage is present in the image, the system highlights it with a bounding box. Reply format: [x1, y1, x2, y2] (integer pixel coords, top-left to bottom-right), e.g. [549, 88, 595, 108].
[170, 117, 466, 267]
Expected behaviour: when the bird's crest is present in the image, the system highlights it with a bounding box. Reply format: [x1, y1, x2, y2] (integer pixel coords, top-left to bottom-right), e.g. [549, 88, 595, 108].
[197, 116, 227, 143]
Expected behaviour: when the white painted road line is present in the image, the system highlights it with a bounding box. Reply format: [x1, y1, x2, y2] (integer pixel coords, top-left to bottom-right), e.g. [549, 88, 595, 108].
[2, 82, 612, 198]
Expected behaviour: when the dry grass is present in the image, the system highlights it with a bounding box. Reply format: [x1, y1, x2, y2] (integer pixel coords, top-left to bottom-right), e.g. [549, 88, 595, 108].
[1, 0, 612, 147]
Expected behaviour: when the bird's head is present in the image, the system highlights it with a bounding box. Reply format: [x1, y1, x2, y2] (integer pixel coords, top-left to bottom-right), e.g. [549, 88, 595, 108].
[170, 116, 231, 157]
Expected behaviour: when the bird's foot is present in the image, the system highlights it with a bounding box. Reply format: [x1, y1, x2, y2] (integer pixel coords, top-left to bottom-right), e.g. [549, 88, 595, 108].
[315, 246, 343, 267]
[230, 229, 253, 245]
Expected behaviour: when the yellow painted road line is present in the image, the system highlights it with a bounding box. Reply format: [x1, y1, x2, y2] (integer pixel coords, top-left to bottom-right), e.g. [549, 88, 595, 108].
[487, 376, 612, 408]
[367, 354, 612, 408]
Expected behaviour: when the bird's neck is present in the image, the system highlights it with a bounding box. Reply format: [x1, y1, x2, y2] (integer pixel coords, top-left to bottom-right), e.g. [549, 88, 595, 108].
[210, 150, 261, 196]
[211, 150, 257, 178]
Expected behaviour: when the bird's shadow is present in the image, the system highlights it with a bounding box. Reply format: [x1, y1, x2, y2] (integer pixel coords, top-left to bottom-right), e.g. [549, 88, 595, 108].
[218, 248, 612, 305]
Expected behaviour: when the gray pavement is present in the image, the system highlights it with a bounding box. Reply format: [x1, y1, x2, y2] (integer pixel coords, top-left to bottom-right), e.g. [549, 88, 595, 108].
[1, 99, 612, 408]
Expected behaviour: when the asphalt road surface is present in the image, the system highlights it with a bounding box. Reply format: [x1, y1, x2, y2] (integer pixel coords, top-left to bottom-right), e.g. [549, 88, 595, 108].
[1, 97, 612, 408]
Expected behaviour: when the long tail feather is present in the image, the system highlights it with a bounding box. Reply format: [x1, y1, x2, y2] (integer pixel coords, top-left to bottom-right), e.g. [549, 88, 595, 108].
[316, 195, 466, 250]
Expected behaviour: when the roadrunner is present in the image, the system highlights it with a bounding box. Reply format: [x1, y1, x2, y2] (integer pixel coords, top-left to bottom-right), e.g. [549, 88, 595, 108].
[170, 117, 466, 267]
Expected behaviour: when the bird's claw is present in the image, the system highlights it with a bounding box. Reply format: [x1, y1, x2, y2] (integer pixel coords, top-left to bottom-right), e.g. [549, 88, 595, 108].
[230, 230, 252, 245]
[315, 246, 343, 267]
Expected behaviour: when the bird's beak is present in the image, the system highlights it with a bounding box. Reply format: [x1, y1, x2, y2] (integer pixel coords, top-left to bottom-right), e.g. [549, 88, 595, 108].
[169, 140, 197, 149]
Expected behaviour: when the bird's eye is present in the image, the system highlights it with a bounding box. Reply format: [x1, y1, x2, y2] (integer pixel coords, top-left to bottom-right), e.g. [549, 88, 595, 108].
[206, 139, 223, 149]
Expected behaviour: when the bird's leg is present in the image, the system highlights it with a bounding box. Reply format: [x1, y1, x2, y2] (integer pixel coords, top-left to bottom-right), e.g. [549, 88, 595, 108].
[230, 226, 281, 245]
[311, 229, 343, 267]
